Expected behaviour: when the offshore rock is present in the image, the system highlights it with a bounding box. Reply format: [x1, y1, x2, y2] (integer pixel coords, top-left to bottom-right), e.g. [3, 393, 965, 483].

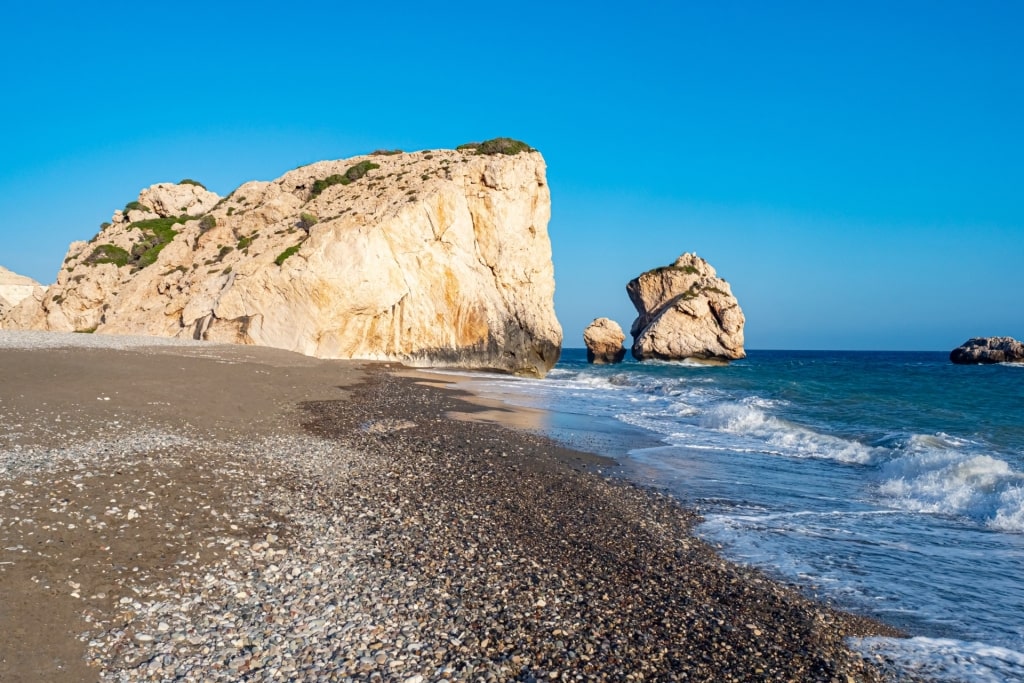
[0, 146, 562, 376]
[627, 253, 745, 362]
[950, 337, 1024, 364]
[583, 317, 626, 364]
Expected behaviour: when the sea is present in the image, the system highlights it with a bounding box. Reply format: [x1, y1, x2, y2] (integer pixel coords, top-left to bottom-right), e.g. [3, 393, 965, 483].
[446, 348, 1024, 682]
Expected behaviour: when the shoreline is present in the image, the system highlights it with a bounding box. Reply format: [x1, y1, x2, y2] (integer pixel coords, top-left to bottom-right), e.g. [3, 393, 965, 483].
[0, 334, 916, 681]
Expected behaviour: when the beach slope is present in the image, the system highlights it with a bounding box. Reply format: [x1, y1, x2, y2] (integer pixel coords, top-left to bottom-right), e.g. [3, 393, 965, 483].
[0, 332, 906, 681]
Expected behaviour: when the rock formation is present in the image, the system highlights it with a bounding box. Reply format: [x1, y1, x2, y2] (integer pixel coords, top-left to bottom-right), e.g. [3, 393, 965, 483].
[583, 318, 626, 364]
[627, 253, 745, 362]
[0, 266, 42, 319]
[0, 144, 562, 376]
[950, 337, 1024, 364]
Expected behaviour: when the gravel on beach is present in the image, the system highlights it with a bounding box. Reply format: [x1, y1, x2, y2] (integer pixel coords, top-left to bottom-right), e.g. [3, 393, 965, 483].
[0, 332, 921, 681]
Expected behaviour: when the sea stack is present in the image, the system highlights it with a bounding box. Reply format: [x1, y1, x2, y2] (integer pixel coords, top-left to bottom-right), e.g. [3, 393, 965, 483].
[950, 337, 1024, 364]
[627, 253, 745, 363]
[0, 141, 563, 377]
[583, 317, 627, 364]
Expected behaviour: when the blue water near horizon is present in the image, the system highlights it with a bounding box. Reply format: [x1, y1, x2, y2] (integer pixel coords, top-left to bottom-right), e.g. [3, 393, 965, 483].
[445, 348, 1024, 682]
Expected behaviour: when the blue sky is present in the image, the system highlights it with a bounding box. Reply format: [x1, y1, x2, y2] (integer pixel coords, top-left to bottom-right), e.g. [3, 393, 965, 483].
[1, 1, 1021, 350]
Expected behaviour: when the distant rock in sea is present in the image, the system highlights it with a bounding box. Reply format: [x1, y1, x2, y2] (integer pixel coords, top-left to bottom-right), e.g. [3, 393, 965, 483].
[0, 266, 42, 319]
[0, 141, 563, 377]
[627, 253, 745, 363]
[950, 337, 1024, 364]
[583, 317, 626, 364]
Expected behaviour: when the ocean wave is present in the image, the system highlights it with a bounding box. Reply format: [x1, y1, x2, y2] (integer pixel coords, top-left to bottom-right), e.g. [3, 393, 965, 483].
[991, 486, 1024, 532]
[876, 436, 1024, 531]
[698, 401, 878, 464]
[850, 636, 1024, 683]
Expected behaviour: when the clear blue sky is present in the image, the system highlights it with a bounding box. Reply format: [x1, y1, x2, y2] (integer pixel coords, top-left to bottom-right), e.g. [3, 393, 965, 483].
[1, 1, 1021, 350]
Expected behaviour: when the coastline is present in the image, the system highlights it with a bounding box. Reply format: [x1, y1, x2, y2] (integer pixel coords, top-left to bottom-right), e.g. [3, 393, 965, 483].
[0, 334, 913, 681]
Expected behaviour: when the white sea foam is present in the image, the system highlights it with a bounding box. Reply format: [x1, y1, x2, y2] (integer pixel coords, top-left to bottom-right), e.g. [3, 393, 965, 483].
[698, 401, 878, 464]
[877, 436, 1024, 531]
[991, 486, 1024, 532]
[850, 636, 1024, 683]
[462, 351, 1024, 679]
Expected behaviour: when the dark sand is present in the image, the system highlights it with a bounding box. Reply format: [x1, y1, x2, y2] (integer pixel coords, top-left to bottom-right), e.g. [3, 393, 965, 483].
[0, 341, 362, 682]
[0, 337, 916, 681]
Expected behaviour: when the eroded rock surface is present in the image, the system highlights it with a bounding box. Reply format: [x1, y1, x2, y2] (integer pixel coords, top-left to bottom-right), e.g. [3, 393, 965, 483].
[0, 147, 562, 376]
[583, 318, 626, 364]
[627, 253, 745, 362]
[950, 337, 1024, 364]
[0, 266, 43, 319]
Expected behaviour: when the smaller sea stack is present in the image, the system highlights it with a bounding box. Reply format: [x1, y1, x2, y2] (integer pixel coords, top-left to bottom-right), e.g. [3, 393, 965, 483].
[583, 318, 626, 364]
[950, 337, 1024, 364]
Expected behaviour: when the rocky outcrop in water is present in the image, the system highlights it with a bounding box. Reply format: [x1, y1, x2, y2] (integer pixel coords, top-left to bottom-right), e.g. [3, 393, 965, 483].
[950, 337, 1024, 364]
[583, 318, 626, 364]
[0, 144, 562, 376]
[627, 253, 745, 363]
[0, 266, 42, 319]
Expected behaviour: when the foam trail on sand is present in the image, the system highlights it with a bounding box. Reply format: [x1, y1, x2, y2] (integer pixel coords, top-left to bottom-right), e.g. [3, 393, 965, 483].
[850, 636, 1024, 683]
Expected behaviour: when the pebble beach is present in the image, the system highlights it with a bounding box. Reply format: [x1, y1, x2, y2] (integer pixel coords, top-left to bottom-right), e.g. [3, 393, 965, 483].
[0, 332, 917, 682]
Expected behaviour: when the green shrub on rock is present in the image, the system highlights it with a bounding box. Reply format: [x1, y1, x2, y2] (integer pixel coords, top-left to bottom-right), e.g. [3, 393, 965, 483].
[298, 212, 318, 230]
[85, 244, 131, 267]
[83, 215, 194, 271]
[458, 138, 534, 155]
[275, 245, 301, 266]
[474, 137, 533, 155]
[199, 215, 217, 232]
[124, 201, 151, 213]
[179, 178, 206, 189]
[309, 161, 381, 198]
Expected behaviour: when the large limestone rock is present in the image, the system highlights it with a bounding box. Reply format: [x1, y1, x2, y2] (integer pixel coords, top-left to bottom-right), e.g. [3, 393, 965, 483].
[583, 318, 626, 364]
[0, 146, 562, 376]
[0, 266, 43, 320]
[950, 337, 1024, 364]
[627, 253, 745, 363]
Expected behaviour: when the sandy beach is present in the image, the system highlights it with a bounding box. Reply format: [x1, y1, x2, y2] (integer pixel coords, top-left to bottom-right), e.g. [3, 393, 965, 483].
[0, 333, 912, 682]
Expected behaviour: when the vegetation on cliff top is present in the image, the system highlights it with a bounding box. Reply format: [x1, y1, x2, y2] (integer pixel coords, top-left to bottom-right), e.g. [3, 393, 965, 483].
[310, 161, 381, 198]
[458, 137, 533, 155]
[641, 263, 701, 278]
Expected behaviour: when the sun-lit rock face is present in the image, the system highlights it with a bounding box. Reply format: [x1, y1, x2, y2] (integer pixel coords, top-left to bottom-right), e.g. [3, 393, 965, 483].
[583, 317, 626, 364]
[0, 266, 43, 319]
[0, 147, 563, 376]
[627, 252, 745, 363]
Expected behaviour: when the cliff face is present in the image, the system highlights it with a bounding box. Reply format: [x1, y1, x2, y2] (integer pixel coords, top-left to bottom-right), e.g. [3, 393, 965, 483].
[627, 253, 745, 362]
[1, 147, 562, 376]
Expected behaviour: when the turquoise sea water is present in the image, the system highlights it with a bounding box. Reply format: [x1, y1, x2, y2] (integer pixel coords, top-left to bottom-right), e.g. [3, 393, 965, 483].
[450, 349, 1024, 682]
